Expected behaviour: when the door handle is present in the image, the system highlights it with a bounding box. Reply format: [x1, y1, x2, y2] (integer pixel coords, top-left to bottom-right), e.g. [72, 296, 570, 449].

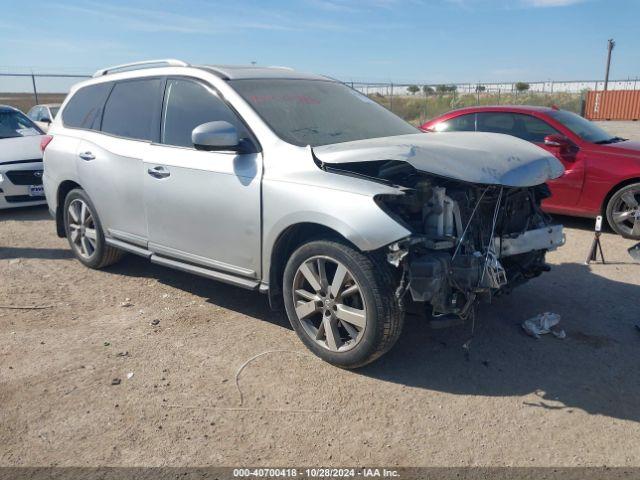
[147, 166, 170, 179]
[79, 151, 95, 161]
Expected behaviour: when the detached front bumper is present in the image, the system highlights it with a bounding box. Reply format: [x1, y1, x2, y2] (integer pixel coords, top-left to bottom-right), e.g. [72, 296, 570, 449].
[0, 162, 46, 210]
[399, 224, 564, 313]
[493, 224, 565, 257]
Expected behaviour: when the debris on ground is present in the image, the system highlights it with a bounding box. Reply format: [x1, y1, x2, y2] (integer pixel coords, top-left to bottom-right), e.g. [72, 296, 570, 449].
[103, 341, 110, 347]
[522, 312, 566, 339]
[0, 304, 53, 310]
[127, 372, 134, 380]
[116, 351, 129, 357]
[150, 319, 160, 326]
[120, 298, 133, 307]
[111, 378, 121, 386]
[628, 242, 640, 262]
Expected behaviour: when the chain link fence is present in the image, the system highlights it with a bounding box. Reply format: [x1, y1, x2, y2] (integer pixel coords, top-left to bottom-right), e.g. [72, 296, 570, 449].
[0, 73, 89, 113]
[348, 78, 640, 125]
[1, 71, 639, 124]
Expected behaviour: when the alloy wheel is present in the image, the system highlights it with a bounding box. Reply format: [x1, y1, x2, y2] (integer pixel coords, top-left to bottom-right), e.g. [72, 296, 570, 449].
[611, 189, 640, 238]
[67, 198, 98, 259]
[292, 255, 367, 352]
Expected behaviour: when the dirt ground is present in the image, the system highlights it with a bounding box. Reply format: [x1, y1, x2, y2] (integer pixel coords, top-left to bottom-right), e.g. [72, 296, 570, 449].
[1, 122, 640, 468]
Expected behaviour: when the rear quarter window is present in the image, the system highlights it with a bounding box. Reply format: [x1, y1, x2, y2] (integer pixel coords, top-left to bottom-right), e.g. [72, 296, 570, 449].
[62, 82, 113, 130]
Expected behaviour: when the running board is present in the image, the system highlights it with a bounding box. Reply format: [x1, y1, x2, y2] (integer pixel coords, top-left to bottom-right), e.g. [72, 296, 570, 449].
[106, 238, 152, 258]
[150, 255, 260, 290]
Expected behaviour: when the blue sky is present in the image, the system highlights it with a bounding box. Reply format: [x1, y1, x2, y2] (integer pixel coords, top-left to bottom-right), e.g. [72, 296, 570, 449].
[1, 0, 638, 83]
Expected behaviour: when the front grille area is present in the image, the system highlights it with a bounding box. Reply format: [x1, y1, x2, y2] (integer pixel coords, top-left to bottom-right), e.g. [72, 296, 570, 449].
[5, 170, 44, 186]
[5, 195, 46, 203]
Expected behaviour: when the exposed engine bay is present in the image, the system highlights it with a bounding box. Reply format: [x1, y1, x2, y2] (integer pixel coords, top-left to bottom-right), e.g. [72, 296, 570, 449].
[323, 159, 565, 318]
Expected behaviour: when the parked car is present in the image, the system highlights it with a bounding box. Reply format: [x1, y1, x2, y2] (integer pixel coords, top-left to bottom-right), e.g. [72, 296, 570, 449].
[421, 106, 640, 239]
[27, 104, 61, 132]
[0, 105, 46, 209]
[43, 60, 565, 368]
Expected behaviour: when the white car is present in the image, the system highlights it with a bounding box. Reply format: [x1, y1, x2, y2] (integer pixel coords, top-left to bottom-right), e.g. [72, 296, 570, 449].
[27, 104, 61, 133]
[0, 105, 46, 209]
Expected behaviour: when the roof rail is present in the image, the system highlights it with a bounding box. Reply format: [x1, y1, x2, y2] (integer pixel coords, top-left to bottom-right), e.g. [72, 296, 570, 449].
[92, 59, 189, 77]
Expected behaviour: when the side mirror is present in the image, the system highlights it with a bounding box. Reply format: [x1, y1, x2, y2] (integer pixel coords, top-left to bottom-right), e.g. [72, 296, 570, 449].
[544, 134, 579, 161]
[41, 117, 52, 124]
[544, 134, 571, 148]
[192, 121, 239, 151]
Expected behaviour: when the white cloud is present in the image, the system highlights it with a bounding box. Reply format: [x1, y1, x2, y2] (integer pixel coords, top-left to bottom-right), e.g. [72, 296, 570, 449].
[522, 0, 587, 6]
[53, 2, 302, 34]
[447, 0, 588, 8]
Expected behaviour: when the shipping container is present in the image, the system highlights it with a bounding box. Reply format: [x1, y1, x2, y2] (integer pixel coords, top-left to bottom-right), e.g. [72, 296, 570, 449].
[584, 90, 640, 121]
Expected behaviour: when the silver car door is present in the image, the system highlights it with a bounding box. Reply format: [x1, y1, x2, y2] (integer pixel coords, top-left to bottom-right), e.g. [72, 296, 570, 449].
[144, 78, 262, 279]
[77, 134, 150, 245]
[76, 77, 164, 247]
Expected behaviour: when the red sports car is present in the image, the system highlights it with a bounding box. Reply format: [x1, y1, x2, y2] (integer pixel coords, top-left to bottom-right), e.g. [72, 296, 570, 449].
[421, 106, 640, 239]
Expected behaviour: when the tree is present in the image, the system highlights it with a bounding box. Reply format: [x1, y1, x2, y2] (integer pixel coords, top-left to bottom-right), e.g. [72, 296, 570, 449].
[436, 84, 457, 94]
[422, 85, 435, 96]
[406, 85, 420, 95]
[515, 82, 530, 92]
[475, 84, 486, 92]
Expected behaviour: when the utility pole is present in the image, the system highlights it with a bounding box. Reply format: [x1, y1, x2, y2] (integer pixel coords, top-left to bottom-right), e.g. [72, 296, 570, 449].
[604, 38, 615, 91]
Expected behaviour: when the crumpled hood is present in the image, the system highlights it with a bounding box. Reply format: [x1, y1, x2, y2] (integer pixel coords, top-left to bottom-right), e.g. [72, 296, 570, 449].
[0, 135, 43, 164]
[313, 132, 565, 187]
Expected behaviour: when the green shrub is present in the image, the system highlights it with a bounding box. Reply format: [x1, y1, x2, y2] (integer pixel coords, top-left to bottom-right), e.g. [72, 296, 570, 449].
[368, 91, 583, 126]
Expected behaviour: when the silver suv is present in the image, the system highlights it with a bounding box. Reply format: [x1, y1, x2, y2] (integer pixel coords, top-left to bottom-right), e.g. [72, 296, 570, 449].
[43, 60, 565, 368]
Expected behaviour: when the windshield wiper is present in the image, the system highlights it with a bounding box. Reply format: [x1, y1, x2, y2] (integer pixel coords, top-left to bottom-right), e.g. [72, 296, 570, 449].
[595, 136, 627, 145]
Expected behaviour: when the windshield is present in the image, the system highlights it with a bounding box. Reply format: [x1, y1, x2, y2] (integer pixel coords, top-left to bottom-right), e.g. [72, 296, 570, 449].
[0, 109, 42, 139]
[230, 79, 418, 147]
[548, 110, 621, 144]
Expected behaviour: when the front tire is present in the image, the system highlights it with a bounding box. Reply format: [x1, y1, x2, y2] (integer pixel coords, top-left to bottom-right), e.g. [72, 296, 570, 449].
[283, 240, 403, 369]
[605, 183, 640, 239]
[63, 189, 124, 269]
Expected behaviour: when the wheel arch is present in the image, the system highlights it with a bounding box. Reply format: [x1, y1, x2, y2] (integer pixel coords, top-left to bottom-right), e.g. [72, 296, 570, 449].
[55, 180, 82, 237]
[267, 222, 360, 311]
[601, 177, 640, 215]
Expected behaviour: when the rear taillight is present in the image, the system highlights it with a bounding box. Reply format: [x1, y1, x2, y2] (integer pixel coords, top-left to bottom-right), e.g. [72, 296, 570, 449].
[40, 135, 53, 152]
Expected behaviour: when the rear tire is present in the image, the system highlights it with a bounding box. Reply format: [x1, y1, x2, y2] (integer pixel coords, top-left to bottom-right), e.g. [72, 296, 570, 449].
[283, 240, 403, 369]
[605, 182, 640, 239]
[63, 189, 124, 269]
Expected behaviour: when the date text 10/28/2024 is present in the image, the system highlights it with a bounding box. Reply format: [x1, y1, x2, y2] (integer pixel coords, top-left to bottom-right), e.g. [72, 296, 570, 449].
[233, 468, 400, 478]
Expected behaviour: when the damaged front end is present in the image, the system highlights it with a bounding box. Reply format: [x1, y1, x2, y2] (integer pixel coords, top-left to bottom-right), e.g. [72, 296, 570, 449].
[313, 132, 566, 320]
[378, 175, 564, 317]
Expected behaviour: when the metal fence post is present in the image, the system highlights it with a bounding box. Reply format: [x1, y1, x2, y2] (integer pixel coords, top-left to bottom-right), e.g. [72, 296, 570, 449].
[389, 83, 394, 112]
[31, 73, 39, 105]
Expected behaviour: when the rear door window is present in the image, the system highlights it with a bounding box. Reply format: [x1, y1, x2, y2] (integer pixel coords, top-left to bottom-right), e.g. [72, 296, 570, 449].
[62, 82, 113, 130]
[101, 78, 163, 142]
